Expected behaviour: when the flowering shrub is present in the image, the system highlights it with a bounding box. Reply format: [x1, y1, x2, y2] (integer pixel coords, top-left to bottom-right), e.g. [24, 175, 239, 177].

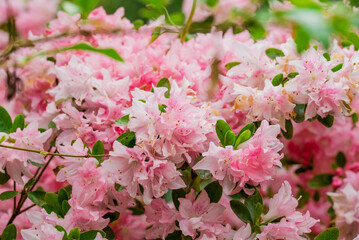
[1, 0, 359, 239]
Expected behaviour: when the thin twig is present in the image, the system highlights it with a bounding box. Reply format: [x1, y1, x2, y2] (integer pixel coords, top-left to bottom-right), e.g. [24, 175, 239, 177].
[181, 0, 197, 43]
[18, 204, 36, 215]
[0, 144, 110, 158]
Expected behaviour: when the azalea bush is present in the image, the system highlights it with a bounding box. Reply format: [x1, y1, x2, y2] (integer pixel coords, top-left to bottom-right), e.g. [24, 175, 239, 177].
[1, 0, 359, 239]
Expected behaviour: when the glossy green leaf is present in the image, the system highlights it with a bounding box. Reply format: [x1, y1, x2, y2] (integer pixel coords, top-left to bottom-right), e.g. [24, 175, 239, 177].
[215, 120, 232, 146]
[115, 115, 129, 126]
[331, 63, 343, 72]
[315, 227, 339, 240]
[44, 192, 62, 215]
[80, 230, 106, 240]
[323, 53, 330, 61]
[230, 200, 252, 224]
[0, 172, 10, 185]
[234, 129, 251, 149]
[204, 181, 223, 203]
[308, 174, 334, 189]
[116, 131, 136, 148]
[225, 62, 241, 70]
[55, 225, 67, 240]
[335, 152, 346, 168]
[0, 191, 20, 200]
[272, 73, 283, 86]
[150, 26, 162, 44]
[92, 140, 105, 163]
[293, 104, 306, 123]
[27, 191, 46, 207]
[348, 32, 359, 50]
[172, 188, 186, 210]
[10, 114, 24, 132]
[265, 48, 285, 59]
[1, 224, 17, 240]
[317, 115, 334, 128]
[157, 78, 171, 98]
[224, 130, 236, 146]
[68, 228, 81, 240]
[0, 106, 12, 133]
[64, 43, 124, 62]
[281, 119, 293, 140]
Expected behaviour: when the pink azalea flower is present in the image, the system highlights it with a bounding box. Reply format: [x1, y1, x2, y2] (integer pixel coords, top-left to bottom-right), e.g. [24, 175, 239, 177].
[145, 198, 178, 239]
[102, 141, 185, 204]
[178, 190, 227, 238]
[262, 181, 298, 222]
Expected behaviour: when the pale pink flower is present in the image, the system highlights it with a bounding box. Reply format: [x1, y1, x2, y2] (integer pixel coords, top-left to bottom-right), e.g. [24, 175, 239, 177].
[145, 198, 178, 239]
[102, 141, 185, 204]
[262, 181, 298, 222]
[178, 190, 227, 238]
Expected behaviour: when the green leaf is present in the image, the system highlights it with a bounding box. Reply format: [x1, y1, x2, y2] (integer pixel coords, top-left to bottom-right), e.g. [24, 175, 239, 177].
[230, 200, 252, 224]
[80, 230, 106, 240]
[225, 62, 241, 71]
[63, 43, 124, 62]
[172, 188, 186, 210]
[1, 224, 17, 240]
[287, 72, 299, 79]
[281, 119, 293, 140]
[204, 181, 223, 203]
[27, 191, 46, 206]
[288, 9, 331, 50]
[73, 0, 100, 18]
[44, 192, 62, 215]
[0, 191, 20, 200]
[244, 189, 263, 223]
[317, 115, 334, 128]
[224, 130, 236, 146]
[102, 226, 115, 240]
[295, 26, 310, 53]
[24, 178, 36, 189]
[265, 48, 285, 59]
[293, 104, 306, 123]
[204, 0, 219, 7]
[116, 131, 136, 148]
[158, 104, 167, 113]
[133, 19, 144, 30]
[115, 115, 129, 126]
[62, 200, 71, 216]
[323, 53, 330, 61]
[54, 225, 67, 240]
[237, 123, 256, 137]
[331, 63, 343, 72]
[10, 114, 25, 132]
[215, 120, 232, 146]
[68, 228, 81, 240]
[335, 152, 346, 168]
[114, 183, 125, 191]
[166, 231, 182, 240]
[27, 160, 44, 167]
[342, 40, 353, 48]
[57, 188, 69, 206]
[234, 129, 251, 149]
[348, 32, 359, 50]
[272, 73, 283, 86]
[150, 26, 162, 44]
[308, 174, 334, 189]
[157, 78, 171, 98]
[315, 227, 339, 240]
[92, 140, 105, 163]
[0, 171, 10, 185]
[0, 106, 12, 133]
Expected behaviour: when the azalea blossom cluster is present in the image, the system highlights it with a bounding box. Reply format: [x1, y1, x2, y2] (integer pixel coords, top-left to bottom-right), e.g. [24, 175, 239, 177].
[0, 0, 359, 239]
